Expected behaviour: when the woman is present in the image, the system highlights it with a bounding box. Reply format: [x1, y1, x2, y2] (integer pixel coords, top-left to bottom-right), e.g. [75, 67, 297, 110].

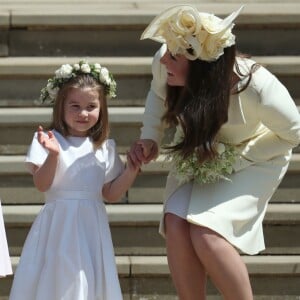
[129, 5, 300, 300]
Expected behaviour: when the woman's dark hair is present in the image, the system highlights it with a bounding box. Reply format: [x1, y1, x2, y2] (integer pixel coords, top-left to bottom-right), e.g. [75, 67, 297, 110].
[162, 45, 256, 162]
[49, 74, 109, 149]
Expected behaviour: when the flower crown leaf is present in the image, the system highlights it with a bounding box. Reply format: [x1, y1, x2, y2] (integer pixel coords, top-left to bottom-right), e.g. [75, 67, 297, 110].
[39, 60, 117, 104]
[141, 5, 244, 62]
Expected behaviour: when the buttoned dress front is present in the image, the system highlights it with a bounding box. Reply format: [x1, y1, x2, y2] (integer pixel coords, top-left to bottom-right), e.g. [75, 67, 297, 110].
[9, 130, 124, 300]
[141, 44, 300, 255]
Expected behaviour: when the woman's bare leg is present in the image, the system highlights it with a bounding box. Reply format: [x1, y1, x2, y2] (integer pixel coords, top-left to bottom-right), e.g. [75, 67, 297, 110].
[189, 224, 253, 300]
[165, 213, 207, 300]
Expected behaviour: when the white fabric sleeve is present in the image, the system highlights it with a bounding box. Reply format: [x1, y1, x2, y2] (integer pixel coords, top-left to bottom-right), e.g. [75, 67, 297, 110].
[241, 66, 300, 162]
[102, 139, 125, 184]
[25, 132, 49, 174]
[140, 44, 168, 146]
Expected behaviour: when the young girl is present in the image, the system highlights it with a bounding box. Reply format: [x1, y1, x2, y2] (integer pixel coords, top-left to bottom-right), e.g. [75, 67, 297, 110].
[130, 5, 300, 299]
[0, 198, 13, 277]
[9, 61, 140, 300]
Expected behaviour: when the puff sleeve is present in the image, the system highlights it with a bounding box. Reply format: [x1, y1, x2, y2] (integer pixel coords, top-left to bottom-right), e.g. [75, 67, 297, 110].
[100, 139, 124, 184]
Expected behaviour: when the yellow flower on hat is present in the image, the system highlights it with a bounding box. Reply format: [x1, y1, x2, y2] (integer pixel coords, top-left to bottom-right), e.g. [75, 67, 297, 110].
[174, 9, 201, 35]
[141, 5, 243, 62]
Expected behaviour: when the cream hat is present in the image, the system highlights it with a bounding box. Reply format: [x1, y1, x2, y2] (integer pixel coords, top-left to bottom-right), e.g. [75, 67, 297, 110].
[141, 5, 244, 62]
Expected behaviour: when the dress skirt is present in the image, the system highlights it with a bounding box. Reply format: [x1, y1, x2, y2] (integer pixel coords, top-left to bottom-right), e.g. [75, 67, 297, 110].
[161, 152, 291, 255]
[0, 200, 13, 277]
[9, 191, 122, 300]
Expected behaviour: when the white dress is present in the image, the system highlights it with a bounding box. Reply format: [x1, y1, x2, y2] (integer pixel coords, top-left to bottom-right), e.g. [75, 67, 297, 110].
[0, 200, 13, 277]
[9, 130, 124, 300]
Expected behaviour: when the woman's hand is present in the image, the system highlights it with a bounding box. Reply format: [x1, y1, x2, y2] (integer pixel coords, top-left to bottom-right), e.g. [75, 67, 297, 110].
[129, 139, 158, 165]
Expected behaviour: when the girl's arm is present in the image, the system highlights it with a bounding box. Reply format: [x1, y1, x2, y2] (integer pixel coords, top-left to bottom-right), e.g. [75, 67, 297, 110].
[102, 152, 140, 202]
[32, 126, 60, 192]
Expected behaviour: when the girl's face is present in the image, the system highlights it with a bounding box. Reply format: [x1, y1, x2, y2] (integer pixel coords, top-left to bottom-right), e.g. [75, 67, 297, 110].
[160, 50, 189, 86]
[64, 87, 101, 137]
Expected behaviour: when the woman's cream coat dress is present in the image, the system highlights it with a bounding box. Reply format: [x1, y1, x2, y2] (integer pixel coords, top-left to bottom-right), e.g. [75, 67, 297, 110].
[140, 44, 300, 254]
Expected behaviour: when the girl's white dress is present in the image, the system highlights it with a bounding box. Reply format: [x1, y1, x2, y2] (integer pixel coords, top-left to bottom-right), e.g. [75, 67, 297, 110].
[0, 200, 13, 277]
[9, 130, 124, 300]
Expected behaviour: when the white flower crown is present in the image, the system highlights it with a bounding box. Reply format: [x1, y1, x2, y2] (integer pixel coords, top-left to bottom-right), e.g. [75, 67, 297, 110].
[141, 5, 244, 62]
[39, 60, 117, 103]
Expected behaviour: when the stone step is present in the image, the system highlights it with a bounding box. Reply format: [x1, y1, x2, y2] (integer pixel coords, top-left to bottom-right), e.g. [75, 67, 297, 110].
[1, 0, 298, 3]
[1, 105, 300, 154]
[1, 153, 300, 205]
[0, 57, 152, 105]
[2, 203, 300, 256]
[0, 56, 299, 105]
[0, 3, 299, 57]
[0, 255, 300, 299]
[1, 3, 299, 26]
[1, 172, 300, 205]
[0, 107, 145, 153]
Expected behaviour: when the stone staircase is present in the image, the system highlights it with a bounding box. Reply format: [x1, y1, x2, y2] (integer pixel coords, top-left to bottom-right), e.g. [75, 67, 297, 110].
[0, 1, 300, 299]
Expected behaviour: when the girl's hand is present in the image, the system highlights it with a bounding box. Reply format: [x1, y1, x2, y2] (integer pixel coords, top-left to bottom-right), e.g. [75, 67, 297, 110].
[37, 126, 59, 155]
[126, 151, 141, 173]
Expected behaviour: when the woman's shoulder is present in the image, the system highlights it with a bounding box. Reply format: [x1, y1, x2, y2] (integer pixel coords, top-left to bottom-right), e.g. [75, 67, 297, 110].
[236, 56, 275, 91]
[236, 57, 272, 78]
[235, 56, 258, 74]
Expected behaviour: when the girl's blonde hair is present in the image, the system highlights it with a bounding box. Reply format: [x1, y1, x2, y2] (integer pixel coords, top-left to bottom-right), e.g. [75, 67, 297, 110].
[49, 74, 109, 149]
